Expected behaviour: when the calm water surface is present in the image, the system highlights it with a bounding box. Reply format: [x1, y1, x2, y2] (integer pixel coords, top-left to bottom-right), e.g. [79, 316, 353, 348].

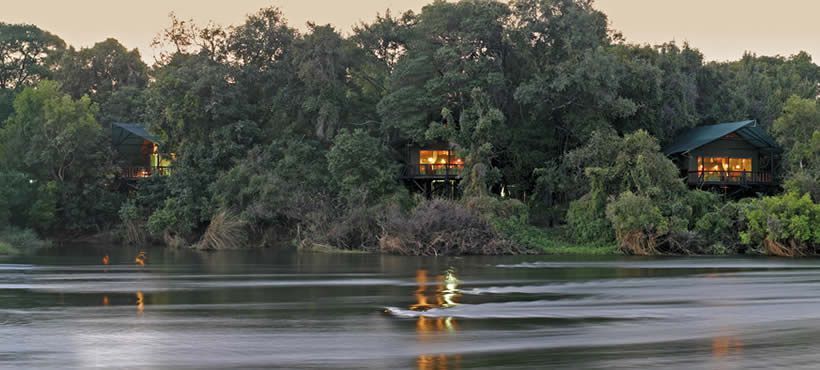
[3, 246, 820, 369]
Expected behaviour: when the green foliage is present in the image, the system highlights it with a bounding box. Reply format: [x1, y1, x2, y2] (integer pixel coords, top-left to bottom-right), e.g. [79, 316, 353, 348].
[0, 2, 818, 256]
[0, 81, 118, 232]
[493, 220, 617, 255]
[0, 171, 57, 230]
[605, 191, 668, 254]
[563, 129, 692, 246]
[0, 241, 15, 255]
[694, 201, 743, 250]
[739, 192, 820, 256]
[326, 128, 401, 203]
[773, 97, 820, 190]
[56, 38, 149, 123]
[0, 226, 50, 254]
[0, 23, 65, 89]
[428, 88, 505, 197]
[566, 194, 612, 243]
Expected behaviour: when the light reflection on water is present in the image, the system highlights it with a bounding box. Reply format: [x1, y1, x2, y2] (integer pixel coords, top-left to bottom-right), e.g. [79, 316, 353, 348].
[412, 269, 461, 369]
[4, 248, 820, 369]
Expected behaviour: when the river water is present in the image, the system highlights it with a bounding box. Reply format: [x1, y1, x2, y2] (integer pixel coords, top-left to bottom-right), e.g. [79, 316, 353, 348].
[3, 246, 820, 369]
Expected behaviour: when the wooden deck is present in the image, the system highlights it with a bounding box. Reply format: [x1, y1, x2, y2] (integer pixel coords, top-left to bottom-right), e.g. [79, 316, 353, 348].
[401, 164, 465, 179]
[123, 166, 172, 179]
[687, 171, 773, 186]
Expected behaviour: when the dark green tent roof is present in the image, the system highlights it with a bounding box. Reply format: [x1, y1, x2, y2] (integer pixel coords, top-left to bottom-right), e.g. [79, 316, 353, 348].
[663, 120, 780, 155]
[112, 123, 160, 147]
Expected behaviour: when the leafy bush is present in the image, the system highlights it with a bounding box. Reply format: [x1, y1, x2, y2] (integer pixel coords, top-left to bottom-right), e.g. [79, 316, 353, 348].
[493, 220, 617, 255]
[740, 192, 820, 256]
[0, 241, 16, 255]
[0, 227, 50, 254]
[694, 201, 744, 252]
[326, 129, 401, 203]
[566, 194, 612, 243]
[605, 191, 668, 255]
[464, 196, 529, 223]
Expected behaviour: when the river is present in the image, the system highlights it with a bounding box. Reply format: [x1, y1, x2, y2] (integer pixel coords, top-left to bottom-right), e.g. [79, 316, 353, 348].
[3, 245, 820, 369]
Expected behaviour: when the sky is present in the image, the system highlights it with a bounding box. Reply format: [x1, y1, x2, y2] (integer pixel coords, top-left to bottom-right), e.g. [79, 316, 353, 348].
[1, 0, 818, 64]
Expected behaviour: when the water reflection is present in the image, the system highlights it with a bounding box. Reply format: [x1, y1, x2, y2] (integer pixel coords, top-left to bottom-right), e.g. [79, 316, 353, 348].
[410, 269, 461, 312]
[136, 291, 144, 315]
[101, 255, 110, 265]
[712, 327, 743, 367]
[135, 251, 147, 266]
[102, 295, 109, 306]
[411, 269, 461, 369]
[417, 353, 462, 370]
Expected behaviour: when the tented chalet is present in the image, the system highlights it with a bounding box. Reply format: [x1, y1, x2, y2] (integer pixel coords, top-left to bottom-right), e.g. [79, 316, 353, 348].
[664, 120, 780, 192]
[111, 123, 173, 179]
[401, 142, 465, 197]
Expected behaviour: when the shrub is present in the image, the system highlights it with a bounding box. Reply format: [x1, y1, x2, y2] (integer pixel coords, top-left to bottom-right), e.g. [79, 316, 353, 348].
[566, 194, 613, 243]
[464, 196, 529, 223]
[694, 201, 743, 252]
[0, 227, 50, 254]
[326, 129, 401, 203]
[739, 192, 820, 256]
[119, 200, 147, 246]
[784, 171, 820, 203]
[605, 191, 668, 255]
[196, 210, 248, 250]
[379, 199, 524, 256]
[0, 241, 16, 255]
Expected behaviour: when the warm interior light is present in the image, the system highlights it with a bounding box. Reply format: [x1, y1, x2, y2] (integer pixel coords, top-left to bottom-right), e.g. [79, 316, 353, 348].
[428, 157, 435, 164]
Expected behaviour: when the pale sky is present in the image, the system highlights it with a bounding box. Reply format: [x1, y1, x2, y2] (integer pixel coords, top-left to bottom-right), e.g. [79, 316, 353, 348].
[1, 0, 818, 63]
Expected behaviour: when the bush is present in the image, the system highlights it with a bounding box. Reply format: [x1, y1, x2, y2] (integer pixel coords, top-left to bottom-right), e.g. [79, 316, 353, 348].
[326, 129, 401, 203]
[119, 200, 147, 246]
[566, 194, 613, 243]
[464, 196, 529, 223]
[379, 199, 524, 256]
[493, 220, 617, 255]
[785, 171, 820, 203]
[0, 227, 50, 254]
[605, 191, 668, 255]
[0, 241, 16, 255]
[694, 201, 743, 252]
[196, 210, 248, 250]
[740, 192, 820, 256]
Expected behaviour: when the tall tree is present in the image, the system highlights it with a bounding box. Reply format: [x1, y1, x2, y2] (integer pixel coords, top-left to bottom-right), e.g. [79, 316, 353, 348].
[0, 23, 65, 90]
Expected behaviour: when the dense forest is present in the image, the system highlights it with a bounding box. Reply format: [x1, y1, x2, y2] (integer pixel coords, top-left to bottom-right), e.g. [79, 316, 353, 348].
[0, 0, 818, 256]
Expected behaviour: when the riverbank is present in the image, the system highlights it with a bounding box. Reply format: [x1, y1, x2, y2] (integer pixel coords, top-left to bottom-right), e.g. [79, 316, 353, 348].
[0, 227, 51, 256]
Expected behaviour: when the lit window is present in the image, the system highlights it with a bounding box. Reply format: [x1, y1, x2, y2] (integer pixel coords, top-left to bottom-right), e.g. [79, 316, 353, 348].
[418, 150, 464, 175]
[696, 156, 752, 181]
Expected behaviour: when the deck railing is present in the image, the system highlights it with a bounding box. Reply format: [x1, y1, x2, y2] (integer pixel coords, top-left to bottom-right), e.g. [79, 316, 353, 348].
[406, 164, 465, 178]
[688, 171, 773, 186]
[123, 166, 172, 179]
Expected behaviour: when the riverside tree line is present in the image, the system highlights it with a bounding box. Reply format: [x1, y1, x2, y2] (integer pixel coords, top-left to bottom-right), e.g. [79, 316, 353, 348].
[0, 0, 818, 256]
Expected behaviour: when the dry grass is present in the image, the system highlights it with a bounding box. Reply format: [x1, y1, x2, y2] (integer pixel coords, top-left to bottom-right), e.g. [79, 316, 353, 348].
[616, 230, 657, 256]
[379, 199, 525, 256]
[123, 219, 147, 246]
[196, 210, 248, 250]
[763, 238, 807, 257]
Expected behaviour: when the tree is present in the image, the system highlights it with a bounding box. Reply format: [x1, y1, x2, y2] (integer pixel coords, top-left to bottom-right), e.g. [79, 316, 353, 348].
[428, 88, 505, 197]
[564, 129, 691, 244]
[0, 80, 119, 231]
[0, 23, 65, 89]
[326, 128, 401, 203]
[773, 96, 820, 201]
[56, 38, 149, 123]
